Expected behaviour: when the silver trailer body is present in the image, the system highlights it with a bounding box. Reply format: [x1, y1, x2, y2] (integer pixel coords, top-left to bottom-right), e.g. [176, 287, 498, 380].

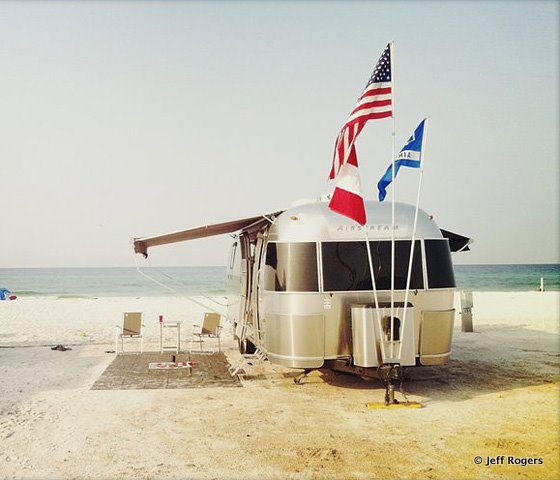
[134, 199, 470, 376]
[227, 200, 459, 372]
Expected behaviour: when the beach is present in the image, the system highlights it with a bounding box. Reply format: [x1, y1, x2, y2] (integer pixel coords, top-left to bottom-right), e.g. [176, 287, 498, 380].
[1, 1, 558, 479]
[0, 291, 559, 479]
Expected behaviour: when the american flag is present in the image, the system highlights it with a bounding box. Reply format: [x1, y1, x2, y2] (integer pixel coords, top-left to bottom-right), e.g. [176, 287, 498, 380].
[329, 43, 393, 180]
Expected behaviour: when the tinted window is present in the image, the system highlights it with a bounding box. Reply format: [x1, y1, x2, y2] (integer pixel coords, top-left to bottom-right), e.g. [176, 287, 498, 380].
[425, 239, 456, 288]
[322, 241, 423, 291]
[370, 240, 424, 290]
[322, 242, 372, 291]
[263, 242, 318, 292]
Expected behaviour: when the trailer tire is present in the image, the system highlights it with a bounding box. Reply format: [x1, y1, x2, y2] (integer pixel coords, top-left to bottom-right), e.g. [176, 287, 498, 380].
[238, 339, 257, 355]
[245, 340, 257, 355]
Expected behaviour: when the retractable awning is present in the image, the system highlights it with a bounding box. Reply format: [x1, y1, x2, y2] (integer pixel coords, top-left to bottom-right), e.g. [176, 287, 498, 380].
[133, 211, 283, 257]
[440, 229, 473, 252]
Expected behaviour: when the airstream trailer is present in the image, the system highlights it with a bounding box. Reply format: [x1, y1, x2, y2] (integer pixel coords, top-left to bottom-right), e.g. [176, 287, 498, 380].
[133, 199, 471, 382]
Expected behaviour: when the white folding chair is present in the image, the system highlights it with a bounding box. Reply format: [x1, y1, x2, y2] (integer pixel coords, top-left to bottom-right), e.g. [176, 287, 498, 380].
[115, 312, 145, 354]
[190, 313, 223, 354]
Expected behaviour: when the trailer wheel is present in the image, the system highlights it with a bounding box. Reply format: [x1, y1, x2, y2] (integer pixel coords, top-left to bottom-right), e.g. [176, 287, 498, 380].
[238, 339, 257, 355]
[245, 340, 256, 354]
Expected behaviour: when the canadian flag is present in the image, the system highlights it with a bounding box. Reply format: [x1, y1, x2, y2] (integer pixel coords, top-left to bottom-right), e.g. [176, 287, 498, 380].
[328, 144, 366, 225]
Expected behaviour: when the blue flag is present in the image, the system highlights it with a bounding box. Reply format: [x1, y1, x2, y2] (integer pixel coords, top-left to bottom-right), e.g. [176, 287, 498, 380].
[377, 118, 426, 201]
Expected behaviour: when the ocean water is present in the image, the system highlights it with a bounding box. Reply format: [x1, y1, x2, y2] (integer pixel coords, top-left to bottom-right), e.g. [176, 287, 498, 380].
[453, 264, 559, 292]
[0, 267, 227, 298]
[0, 264, 558, 298]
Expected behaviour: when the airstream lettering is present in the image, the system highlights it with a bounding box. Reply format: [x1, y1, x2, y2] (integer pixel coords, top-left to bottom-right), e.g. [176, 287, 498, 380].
[133, 199, 471, 382]
[334, 224, 399, 233]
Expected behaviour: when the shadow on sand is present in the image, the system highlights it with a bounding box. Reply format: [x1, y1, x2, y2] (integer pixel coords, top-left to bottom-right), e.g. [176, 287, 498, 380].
[314, 324, 559, 401]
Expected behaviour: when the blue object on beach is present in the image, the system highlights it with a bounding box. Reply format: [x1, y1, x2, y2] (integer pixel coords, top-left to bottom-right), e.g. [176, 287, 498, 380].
[0, 288, 11, 300]
[377, 118, 426, 202]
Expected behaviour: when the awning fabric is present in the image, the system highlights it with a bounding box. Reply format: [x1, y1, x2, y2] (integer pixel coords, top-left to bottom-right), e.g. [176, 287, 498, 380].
[133, 212, 282, 257]
[440, 229, 473, 252]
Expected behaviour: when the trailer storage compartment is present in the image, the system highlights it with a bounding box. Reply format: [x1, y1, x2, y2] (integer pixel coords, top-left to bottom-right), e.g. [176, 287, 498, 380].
[351, 304, 380, 367]
[351, 303, 416, 367]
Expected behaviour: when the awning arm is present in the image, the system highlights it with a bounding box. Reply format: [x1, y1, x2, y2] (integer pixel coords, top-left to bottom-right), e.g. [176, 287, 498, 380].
[133, 211, 283, 257]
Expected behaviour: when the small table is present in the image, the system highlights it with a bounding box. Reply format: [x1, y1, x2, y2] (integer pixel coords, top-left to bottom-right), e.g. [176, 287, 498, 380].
[159, 321, 182, 354]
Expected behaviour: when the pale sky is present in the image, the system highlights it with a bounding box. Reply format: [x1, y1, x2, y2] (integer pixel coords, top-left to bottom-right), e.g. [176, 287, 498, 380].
[0, 1, 558, 267]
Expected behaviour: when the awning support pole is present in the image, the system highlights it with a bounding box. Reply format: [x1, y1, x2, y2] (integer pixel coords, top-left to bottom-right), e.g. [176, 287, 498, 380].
[133, 254, 224, 315]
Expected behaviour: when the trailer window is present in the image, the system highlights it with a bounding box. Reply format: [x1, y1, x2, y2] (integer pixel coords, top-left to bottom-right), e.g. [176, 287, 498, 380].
[321, 241, 424, 291]
[424, 239, 456, 288]
[322, 242, 371, 291]
[263, 242, 319, 292]
[370, 240, 424, 290]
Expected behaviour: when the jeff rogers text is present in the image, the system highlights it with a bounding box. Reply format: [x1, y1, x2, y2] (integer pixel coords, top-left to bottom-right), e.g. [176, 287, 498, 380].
[473, 455, 544, 467]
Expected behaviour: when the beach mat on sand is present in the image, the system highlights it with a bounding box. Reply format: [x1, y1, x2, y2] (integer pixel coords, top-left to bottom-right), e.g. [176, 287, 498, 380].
[92, 352, 241, 390]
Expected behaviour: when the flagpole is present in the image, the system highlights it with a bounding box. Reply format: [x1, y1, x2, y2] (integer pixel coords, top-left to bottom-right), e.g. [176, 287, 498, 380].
[389, 40, 396, 359]
[364, 226, 383, 355]
[399, 117, 429, 359]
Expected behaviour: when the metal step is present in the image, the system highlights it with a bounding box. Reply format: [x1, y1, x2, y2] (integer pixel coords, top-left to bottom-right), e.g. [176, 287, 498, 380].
[228, 347, 267, 376]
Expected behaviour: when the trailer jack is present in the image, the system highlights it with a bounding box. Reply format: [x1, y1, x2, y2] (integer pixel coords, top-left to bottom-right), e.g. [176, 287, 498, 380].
[293, 369, 312, 385]
[366, 364, 423, 410]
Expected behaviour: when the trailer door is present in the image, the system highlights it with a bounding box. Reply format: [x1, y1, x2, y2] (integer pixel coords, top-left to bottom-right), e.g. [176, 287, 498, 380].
[249, 231, 267, 346]
[235, 233, 252, 341]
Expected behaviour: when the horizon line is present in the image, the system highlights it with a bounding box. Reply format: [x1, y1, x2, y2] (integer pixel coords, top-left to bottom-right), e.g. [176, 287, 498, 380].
[1, 262, 559, 270]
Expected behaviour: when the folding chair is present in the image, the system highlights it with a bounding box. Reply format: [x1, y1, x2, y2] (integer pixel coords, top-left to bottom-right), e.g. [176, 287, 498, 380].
[190, 313, 223, 353]
[115, 312, 145, 354]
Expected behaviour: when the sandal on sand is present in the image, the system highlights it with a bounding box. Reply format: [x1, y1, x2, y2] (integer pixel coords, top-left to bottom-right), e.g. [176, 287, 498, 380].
[51, 344, 71, 351]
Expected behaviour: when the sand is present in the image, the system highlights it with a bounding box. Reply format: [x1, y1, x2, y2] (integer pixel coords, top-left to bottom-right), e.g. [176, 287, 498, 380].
[0, 292, 559, 479]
